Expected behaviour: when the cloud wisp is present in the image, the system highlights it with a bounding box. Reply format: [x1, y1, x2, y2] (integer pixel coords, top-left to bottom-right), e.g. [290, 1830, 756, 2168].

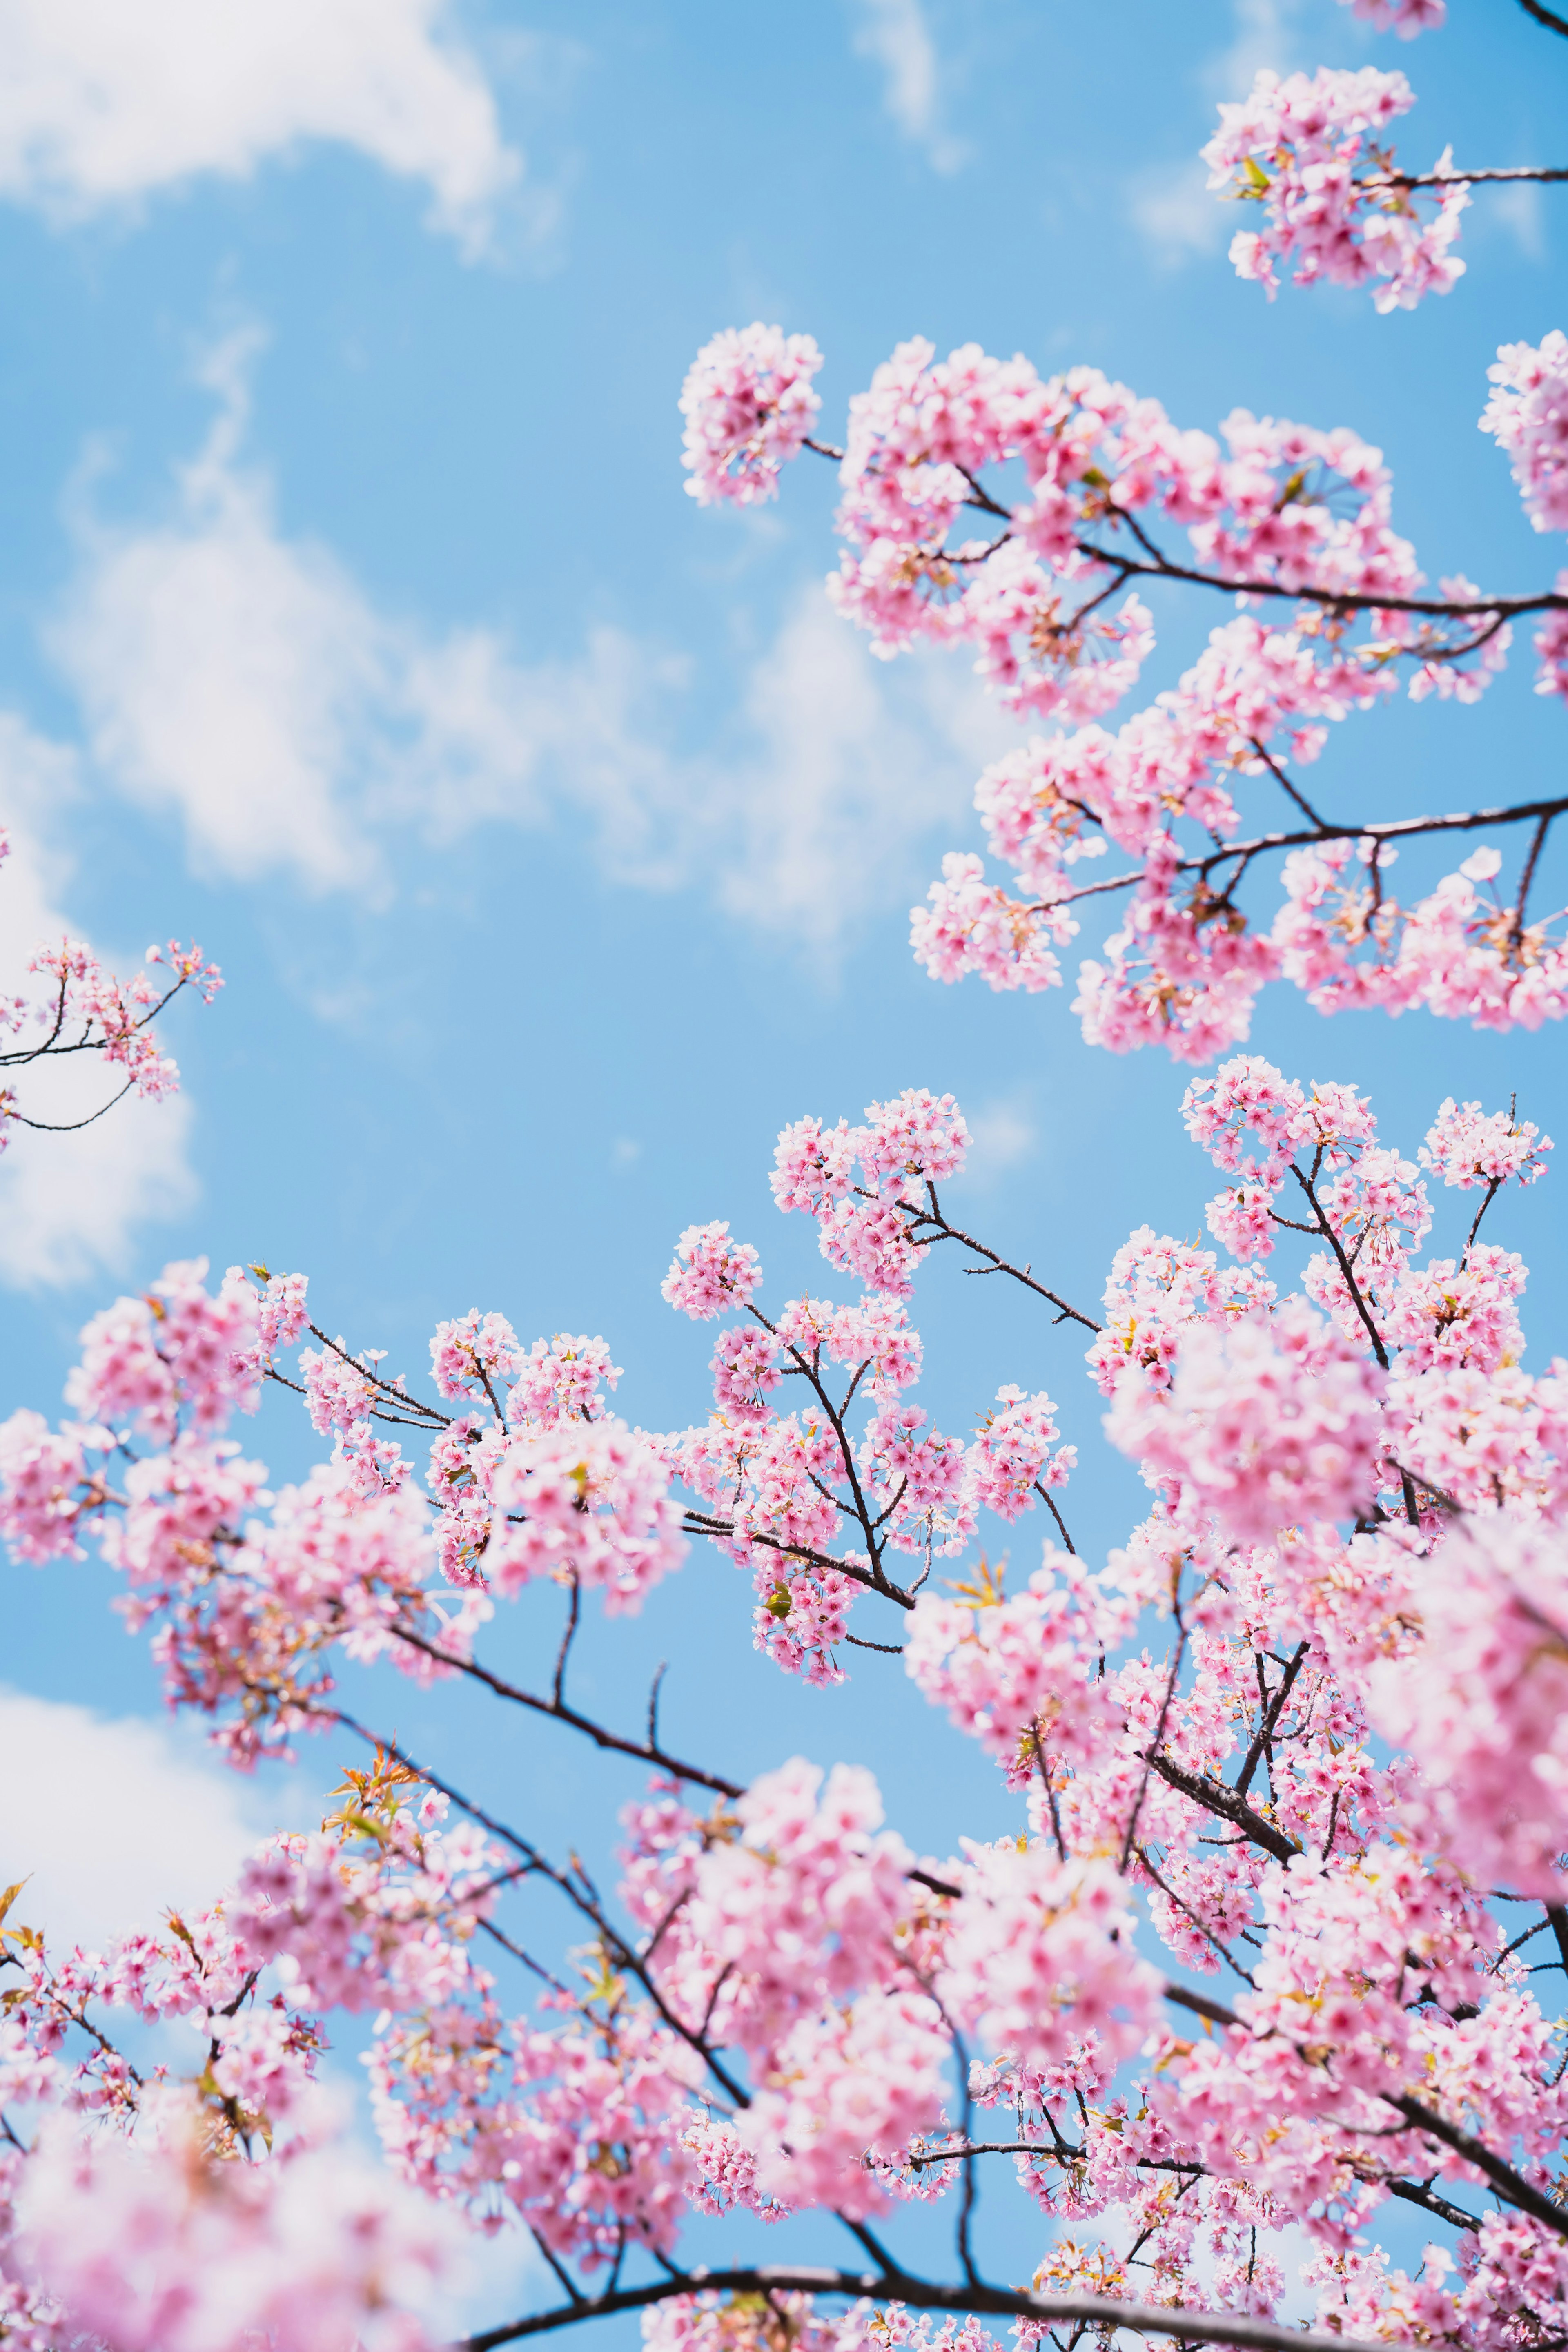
[0, 0, 523, 254]
[52, 339, 1021, 958]
[846, 0, 965, 173]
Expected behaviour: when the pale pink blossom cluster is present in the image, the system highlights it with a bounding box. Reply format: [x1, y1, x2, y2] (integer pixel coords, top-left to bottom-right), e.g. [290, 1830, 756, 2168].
[661, 1096, 1089, 1679]
[488, 1418, 686, 1611]
[823, 337, 1432, 736]
[1272, 835, 1568, 1032]
[679, 323, 823, 506]
[770, 1088, 968, 1297]
[904, 1552, 1129, 1767]
[1339, 0, 1445, 30]
[1203, 69, 1468, 312]
[1481, 332, 1568, 533]
[16, 2109, 450, 2352]
[0, 932, 220, 1153]
[687, 328, 1568, 1054]
[0, 1766, 479, 2352]
[1368, 1516, 1568, 1894]
[941, 1845, 1160, 2071]
[10, 1052, 1568, 2350]
[1105, 1300, 1387, 1544]
[662, 1222, 763, 1319]
[66, 1260, 262, 1442]
[967, 1387, 1076, 1520]
[1421, 1095, 1553, 1188]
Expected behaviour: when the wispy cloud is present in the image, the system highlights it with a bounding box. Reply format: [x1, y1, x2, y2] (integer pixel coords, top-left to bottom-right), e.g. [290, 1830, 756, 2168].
[1488, 178, 1547, 263]
[0, 0, 525, 255]
[52, 337, 1021, 959]
[846, 0, 964, 172]
[963, 1091, 1037, 1188]
[1128, 158, 1229, 262]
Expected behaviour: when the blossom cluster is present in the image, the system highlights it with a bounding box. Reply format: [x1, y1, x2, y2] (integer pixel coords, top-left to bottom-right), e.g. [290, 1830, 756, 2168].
[5, 1057, 1568, 2352]
[0, 852, 220, 1150]
[685, 325, 1566, 1059]
[0, 1762, 485, 2352]
[1202, 69, 1468, 313]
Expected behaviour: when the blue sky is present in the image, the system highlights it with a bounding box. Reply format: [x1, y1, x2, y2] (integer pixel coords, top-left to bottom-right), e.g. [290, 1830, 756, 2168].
[1, 0, 1567, 2314]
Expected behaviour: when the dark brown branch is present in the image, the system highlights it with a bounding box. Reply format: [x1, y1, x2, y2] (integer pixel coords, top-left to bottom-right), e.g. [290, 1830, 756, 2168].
[680, 1517, 916, 1610]
[386, 1624, 745, 1798]
[1512, 811, 1554, 952]
[795, 435, 1568, 627]
[911, 1189, 1102, 1332]
[1383, 2176, 1483, 2232]
[1234, 1643, 1309, 1801]
[1075, 531, 1564, 625]
[1288, 1163, 1389, 1372]
[1145, 1752, 1301, 1865]
[9, 1076, 135, 1132]
[323, 1710, 751, 2107]
[1547, 1906, 1568, 1980]
[1247, 737, 1328, 832]
[465, 2264, 1407, 2352]
[1462, 1175, 1506, 1266]
[1517, 0, 1568, 38]
[1363, 163, 1568, 188]
[1017, 791, 1568, 926]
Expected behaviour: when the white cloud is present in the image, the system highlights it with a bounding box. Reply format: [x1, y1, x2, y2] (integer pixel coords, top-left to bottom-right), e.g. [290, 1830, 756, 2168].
[846, 0, 964, 172]
[1129, 158, 1229, 262]
[53, 345, 1024, 955]
[717, 588, 1014, 950]
[0, 725, 198, 1289]
[1489, 179, 1547, 263]
[0, 1688, 266, 1949]
[1211, 0, 1306, 98]
[0, 0, 521, 253]
[964, 1092, 1037, 1186]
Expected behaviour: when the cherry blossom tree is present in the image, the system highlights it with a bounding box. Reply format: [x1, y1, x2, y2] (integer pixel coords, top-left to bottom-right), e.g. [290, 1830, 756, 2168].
[9, 6, 1568, 2352]
[2, 1064, 1568, 2352]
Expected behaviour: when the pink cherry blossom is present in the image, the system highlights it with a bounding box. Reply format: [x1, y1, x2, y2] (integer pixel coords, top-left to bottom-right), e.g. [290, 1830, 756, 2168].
[1421, 1096, 1553, 1188]
[679, 324, 822, 507]
[1105, 1299, 1386, 1542]
[1481, 331, 1568, 533]
[662, 1222, 763, 1320]
[1203, 69, 1468, 312]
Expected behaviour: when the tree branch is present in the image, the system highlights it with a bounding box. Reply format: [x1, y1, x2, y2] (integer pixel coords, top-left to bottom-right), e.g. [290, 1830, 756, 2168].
[463, 2265, 1403, 2352]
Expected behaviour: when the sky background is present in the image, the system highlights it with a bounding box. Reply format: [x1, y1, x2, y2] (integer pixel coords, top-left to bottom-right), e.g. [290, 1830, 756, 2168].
[1, 0, 1566, 2323]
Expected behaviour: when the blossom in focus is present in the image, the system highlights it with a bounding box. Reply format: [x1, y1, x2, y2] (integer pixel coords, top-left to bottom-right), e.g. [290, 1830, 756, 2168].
[1203, 68, 1468, 312]
[662, 1222, 763, 1320]
[1420, 1097, 1552, 1190]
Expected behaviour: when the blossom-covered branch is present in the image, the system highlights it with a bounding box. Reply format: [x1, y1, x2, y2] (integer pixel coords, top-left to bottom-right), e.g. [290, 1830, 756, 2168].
[0, 825, 220, 1145]
[6, 1060, 1568, 2350]
[682, 318, 1568, 1059]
